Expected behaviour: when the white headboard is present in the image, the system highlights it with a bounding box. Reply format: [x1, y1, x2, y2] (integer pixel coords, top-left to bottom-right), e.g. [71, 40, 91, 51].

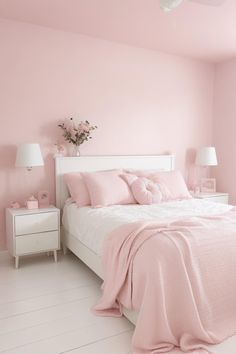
[55, 155, 175, 211]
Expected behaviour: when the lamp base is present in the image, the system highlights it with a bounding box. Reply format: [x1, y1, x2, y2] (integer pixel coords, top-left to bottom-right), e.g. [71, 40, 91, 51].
[200, 178, 216, 193]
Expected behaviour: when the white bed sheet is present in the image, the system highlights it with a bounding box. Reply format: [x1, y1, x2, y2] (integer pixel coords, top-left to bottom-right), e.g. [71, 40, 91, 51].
[62, 199, 232, 256]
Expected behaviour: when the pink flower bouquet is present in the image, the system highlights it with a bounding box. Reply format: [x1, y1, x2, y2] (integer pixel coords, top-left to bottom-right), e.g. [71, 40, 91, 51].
[58, 118, 97, 147]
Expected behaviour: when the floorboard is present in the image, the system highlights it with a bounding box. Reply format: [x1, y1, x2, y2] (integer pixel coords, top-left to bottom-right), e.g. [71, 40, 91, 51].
[0, 252, 133, 354]
[1, 251, 236, 354]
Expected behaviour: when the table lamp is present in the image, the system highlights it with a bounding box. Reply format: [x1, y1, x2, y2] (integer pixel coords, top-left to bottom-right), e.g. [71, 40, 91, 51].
[15, 143, 44, 208]
[195, 146, 218, 192]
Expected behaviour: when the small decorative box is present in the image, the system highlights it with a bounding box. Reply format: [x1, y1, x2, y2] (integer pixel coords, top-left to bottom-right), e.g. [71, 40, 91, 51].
[26, 196, 39, 210]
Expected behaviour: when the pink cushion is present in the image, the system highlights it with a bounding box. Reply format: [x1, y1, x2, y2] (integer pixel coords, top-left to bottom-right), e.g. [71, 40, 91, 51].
[122, 172, 171, 201]
[131, 177, 162, 205]
[82, 169, 136, 207]
[64, 172, 90, 207]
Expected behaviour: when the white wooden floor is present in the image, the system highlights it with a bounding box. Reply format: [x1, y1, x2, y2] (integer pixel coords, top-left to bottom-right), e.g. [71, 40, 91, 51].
[0, 251, 133, 354]
[1, 251, 236, 354]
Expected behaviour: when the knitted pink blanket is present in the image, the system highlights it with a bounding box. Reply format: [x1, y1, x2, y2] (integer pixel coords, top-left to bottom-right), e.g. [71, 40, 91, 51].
[93, 210, 236, 353]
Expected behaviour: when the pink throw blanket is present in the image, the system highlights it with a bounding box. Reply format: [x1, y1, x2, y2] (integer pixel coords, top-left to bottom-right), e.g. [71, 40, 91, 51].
[93, 210, 236, 354]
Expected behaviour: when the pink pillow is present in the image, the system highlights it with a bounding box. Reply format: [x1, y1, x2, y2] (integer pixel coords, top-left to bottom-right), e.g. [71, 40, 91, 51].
[131, 177, 162, 205]
[121, 173, 137, 185]
[124, 170, 191, 201]
[149, 170, 191, 200]
[82, 169, 136, 207]
[125, 169, 159, 177]
[64, 172, 90, 207]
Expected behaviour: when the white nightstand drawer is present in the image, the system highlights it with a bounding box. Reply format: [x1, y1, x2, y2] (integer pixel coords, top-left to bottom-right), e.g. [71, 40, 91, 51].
[15, 231, 59, 255]
[15, 212, 58, 236]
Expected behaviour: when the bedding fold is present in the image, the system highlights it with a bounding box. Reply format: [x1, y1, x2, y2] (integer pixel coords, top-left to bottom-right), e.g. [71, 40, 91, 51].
[93, 210, 236, 354]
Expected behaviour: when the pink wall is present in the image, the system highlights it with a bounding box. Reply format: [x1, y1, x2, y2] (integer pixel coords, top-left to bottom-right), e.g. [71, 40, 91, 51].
[213, 60, 236, 204]
[0, 19, 214, 249]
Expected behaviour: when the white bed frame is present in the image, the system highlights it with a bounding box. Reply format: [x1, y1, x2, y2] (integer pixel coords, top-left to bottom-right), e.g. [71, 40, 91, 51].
[55, 155, 175, 324]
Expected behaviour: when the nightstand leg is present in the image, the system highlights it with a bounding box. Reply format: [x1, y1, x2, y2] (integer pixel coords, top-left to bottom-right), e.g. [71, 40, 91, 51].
[15, 256, 19, 269]
[62, 243, 67, 255]
[53, 250, 57, 262]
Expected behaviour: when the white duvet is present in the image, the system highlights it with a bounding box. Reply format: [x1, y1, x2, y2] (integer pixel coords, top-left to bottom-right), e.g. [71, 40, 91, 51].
[62, 199, 232, 256]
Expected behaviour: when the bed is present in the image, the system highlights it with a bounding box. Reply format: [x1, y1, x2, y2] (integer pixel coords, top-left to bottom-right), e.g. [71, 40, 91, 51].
[55, 155, 236, 354]
[56, 155, 175, 323]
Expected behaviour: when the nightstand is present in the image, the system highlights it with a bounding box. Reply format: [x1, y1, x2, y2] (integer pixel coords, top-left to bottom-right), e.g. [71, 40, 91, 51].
[192, 192, 229, 204]
[6, 206, 60, 268]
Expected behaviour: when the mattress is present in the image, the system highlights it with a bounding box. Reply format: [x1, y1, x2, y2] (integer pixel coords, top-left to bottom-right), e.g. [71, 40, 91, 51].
[62, 199, 232, 256]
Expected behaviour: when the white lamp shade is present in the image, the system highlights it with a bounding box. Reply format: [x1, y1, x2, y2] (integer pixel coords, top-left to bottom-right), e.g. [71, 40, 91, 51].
[15, 143, 44, 168]
[160, 0, 183, 11]
[195, 147, 218, 166]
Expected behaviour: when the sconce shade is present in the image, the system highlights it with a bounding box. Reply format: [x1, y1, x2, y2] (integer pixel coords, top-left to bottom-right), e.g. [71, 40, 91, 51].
[15, 143, 44, 168]
[195, 147, 218, 166]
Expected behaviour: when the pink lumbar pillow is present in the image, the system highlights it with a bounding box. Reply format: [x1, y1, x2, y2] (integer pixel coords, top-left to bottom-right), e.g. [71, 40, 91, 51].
[82, 169, 136, 207]
[131, 177, 162, 205]
[64, 172, 90, 207]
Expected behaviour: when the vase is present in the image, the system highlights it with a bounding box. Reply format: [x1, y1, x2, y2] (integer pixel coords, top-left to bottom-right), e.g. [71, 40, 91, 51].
[71, 145, 80, 157]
